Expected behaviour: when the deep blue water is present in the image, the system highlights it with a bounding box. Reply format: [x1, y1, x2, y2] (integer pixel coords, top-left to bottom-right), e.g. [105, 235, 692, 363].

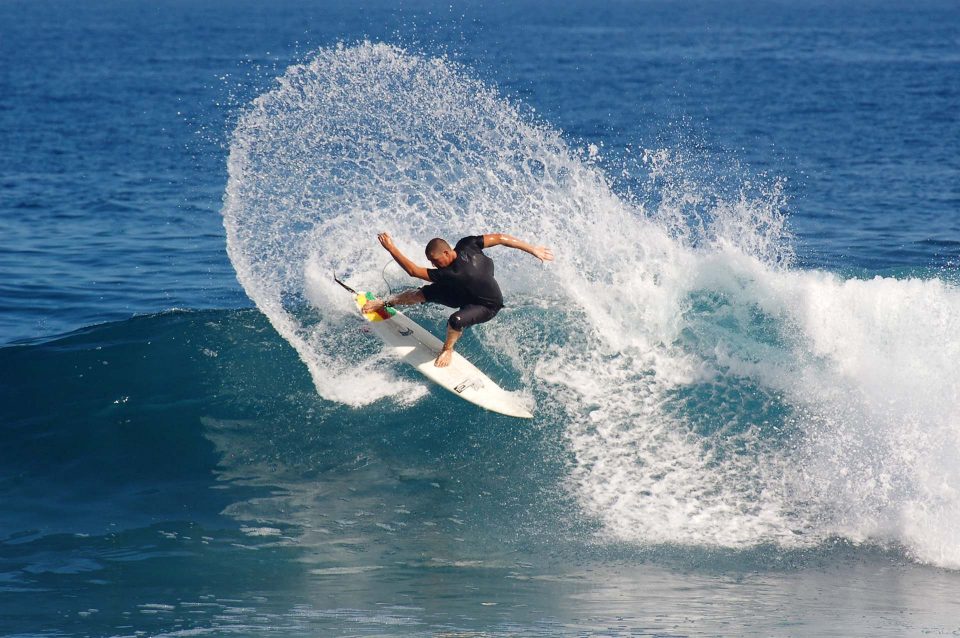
[2, 0, 960, 636]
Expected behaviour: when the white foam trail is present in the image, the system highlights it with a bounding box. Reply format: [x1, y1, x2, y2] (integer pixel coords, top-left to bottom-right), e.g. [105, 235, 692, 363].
[223, 43, 960, 568]
[223, 42, 584, 405]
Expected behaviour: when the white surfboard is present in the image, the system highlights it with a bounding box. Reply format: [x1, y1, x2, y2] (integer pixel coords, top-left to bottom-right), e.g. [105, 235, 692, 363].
[355, 292, 533, 419]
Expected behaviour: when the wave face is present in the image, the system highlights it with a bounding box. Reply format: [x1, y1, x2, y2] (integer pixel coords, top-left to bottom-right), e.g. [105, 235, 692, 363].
[223, 43, 960, 568]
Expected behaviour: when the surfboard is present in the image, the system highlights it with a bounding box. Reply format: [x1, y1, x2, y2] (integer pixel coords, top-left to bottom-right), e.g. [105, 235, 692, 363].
[355, 292, 533, 419]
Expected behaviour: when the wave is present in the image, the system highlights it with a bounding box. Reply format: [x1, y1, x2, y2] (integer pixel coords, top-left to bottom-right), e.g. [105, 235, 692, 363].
[0, 309, 574, 557]
[207, 42, 958, 568]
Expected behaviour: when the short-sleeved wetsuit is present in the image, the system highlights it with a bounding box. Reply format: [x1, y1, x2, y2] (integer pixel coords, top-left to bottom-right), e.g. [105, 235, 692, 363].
[421, 235, 504, 331]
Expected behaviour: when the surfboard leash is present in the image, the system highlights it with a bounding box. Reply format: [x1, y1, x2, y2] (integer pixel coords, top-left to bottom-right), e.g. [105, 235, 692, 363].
[381, 260, 398, 297]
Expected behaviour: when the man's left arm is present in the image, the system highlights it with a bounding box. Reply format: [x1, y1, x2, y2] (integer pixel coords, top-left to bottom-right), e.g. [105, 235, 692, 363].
[481, 233, 554, 263]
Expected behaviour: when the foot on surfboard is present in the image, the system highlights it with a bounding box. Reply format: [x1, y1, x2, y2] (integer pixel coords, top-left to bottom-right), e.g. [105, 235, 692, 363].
[434, 350, 453, 367]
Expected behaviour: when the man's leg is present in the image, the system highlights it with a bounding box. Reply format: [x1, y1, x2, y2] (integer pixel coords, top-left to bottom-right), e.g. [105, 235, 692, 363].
[361, 289, 425, 313]
[434, 305, 500, 368]
[435, 324, 462, 368]
[388, 289, 426, 306]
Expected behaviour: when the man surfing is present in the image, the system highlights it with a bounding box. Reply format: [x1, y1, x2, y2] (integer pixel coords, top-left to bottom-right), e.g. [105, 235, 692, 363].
[361, 232, 553, 367]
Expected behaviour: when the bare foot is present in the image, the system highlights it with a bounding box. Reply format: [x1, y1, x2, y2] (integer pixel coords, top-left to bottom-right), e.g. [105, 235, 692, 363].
[434, 350, 453, 367]
[361, 300, 383, 313]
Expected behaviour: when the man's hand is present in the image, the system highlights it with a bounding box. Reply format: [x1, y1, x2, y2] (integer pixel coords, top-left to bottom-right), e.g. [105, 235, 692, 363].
[361, 299, 385, 314]
[375, 232, 431, 281]
[531, 246, 554, 263]
[377, 232, 396, 253]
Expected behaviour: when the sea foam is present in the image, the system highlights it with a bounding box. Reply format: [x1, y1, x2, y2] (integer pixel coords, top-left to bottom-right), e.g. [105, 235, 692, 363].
[223, 42, 960, 568]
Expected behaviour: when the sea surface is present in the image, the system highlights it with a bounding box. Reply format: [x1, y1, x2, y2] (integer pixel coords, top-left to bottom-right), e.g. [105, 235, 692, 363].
[2, 0, 959, 636]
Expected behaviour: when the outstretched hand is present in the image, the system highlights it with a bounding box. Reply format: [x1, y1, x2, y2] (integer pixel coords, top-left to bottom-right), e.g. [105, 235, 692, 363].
[531, 245, 554, 263]
[377, 232, 396, 252]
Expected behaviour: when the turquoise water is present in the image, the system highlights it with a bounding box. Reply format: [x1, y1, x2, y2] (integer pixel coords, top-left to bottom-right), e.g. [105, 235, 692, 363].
[2, 0, 960, 635]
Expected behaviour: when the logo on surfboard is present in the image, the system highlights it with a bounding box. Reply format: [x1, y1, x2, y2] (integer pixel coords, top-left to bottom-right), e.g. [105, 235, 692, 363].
[454, 379, 484, 393]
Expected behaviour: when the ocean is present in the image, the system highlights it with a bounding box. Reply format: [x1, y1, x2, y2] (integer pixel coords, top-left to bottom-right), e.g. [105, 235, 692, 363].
[2, 0, 959, 635]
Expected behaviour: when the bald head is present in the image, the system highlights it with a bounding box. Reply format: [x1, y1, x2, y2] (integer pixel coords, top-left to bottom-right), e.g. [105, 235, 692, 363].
[425, 237, 450, 256]
[425, 237, 456, 268]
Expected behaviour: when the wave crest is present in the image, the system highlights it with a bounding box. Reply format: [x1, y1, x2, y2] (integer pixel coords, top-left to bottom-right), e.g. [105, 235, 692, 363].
[223, 42, 960, 568]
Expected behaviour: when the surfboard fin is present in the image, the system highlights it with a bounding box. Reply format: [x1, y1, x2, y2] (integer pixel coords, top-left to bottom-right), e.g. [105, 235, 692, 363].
[334, 271, 394, 308]
[332, 271, 358, 294]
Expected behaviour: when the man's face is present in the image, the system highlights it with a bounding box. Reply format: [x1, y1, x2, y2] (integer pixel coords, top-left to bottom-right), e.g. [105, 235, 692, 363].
[426, 248, 455, 268]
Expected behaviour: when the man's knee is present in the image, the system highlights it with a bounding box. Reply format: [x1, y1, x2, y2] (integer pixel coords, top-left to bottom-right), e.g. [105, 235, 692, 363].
[447, 312, 463, 331]
[448, 305, 498, 331]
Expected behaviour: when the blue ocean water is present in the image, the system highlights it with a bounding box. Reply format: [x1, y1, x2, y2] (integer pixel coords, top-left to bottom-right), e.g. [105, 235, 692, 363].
[2, 0, 960, 635]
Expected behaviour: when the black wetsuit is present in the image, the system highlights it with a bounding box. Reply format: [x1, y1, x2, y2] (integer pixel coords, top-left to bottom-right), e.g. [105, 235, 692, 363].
[421, 235, 503, 330]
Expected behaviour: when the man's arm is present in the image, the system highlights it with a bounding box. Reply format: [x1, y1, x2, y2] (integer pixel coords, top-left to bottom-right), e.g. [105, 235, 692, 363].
[376, 232, 431, 281]
[481, 233, 554, 263]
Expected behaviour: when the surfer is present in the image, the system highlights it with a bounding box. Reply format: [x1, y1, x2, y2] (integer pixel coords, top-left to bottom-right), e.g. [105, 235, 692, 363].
[362, 232, 553, 367]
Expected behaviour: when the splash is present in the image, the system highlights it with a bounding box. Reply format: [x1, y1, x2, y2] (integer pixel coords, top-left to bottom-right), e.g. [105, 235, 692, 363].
[223, 42, 960, 568]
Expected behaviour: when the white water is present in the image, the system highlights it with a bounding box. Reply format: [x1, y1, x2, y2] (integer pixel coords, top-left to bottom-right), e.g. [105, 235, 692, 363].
[223, 42, 960, 568]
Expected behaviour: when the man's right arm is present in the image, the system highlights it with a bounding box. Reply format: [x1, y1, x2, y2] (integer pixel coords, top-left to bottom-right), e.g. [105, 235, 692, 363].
[377, 232, 431, 281]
